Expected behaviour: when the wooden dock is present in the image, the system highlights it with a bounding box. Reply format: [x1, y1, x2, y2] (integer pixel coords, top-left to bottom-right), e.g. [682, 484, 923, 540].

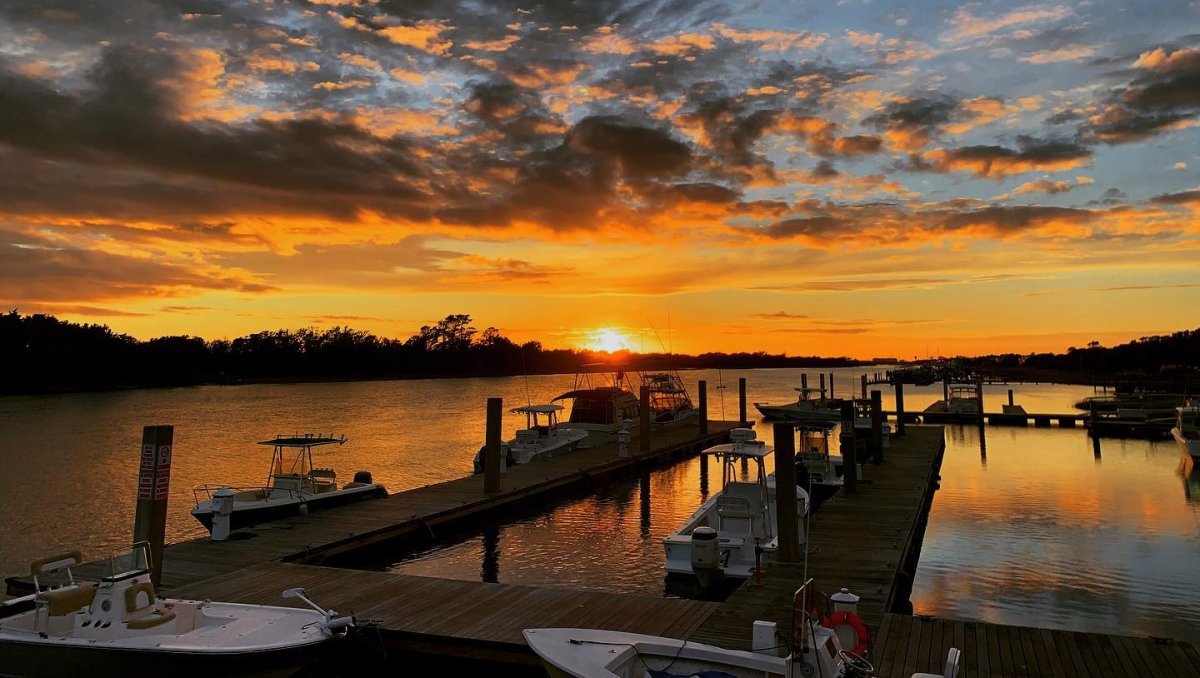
[689, 426, 946, 648]
[887, 411, 1087, 427]
[9, 421, 741, 594]
[872, 612, 1200, 677]
[167, 561, 718, 667]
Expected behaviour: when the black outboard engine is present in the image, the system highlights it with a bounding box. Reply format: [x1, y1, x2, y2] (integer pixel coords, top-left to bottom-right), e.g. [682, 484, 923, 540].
[353, 470, 373, 484]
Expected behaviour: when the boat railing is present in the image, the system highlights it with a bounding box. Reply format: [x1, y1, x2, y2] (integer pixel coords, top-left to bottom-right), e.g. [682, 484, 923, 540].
[191, 484, 308, 504]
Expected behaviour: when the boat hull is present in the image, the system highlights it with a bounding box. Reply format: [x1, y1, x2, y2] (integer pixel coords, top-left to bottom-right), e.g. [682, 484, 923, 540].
[1174, 427, 1200, 461]
[753, 403, 838, 423]
[192, 484, 387, 531]
[0, 635, 338, 678]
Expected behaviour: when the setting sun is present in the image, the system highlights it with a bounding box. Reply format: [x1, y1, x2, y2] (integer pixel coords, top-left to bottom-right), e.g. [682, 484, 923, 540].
[592, 329, 630, 353]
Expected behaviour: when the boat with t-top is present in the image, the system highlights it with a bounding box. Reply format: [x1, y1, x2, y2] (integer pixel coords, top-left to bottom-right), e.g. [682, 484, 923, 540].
[641, 371, 699, 426]
[754, 386, 840, 424]
[1173, 401, 1200, 462]
[0, 542, 354, 676]
[552, 368, 641, 449]
[472, 404, 589, 473]
[191, 433, 386, 532]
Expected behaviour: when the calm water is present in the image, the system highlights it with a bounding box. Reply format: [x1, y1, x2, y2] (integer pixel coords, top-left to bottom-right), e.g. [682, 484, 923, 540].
[2, 370, 1197, 644]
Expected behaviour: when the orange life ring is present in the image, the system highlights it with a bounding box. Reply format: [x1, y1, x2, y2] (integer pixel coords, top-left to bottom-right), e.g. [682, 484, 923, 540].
[821, 610, 870, 655]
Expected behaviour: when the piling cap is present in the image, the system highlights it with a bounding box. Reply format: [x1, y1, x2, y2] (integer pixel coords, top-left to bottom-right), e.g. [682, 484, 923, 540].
[830, 587, 860, 604]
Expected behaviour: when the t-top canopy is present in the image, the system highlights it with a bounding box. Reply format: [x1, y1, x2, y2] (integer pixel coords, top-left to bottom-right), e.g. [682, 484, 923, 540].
[702, 441, 773, 459]
[257, 434, 347, 448]
[512, 404, 564, 414]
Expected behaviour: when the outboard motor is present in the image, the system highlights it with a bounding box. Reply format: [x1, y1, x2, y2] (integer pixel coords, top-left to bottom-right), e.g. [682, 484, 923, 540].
[353, 470, 373, 484]
[691, 526, 722, 589]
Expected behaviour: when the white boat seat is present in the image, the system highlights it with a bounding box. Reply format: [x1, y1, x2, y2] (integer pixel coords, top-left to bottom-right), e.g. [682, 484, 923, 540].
[36, 583, 96, 616]
[126, 608, 177, 630]
[913, 647, 961, 678]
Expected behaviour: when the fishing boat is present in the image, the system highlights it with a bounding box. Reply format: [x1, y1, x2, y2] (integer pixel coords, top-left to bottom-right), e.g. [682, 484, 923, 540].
[641, 372, 699, 426]
[1172, 402, 1200, 461]
[754, 386, 840, 423]
[0, 543, 353, 677]
[921, 385, 981, 423]
[191, 434, 386, 532]
[524, 579, 892, 678]
[662, 429, 809, 586]
[553, 369, 641, 449]
[472, 404, 589, 473]
[852, 398, 891, 449]
[794, 421, 846, 510]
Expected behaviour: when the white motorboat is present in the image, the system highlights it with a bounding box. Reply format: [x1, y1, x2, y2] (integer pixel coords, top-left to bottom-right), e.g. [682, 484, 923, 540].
[524, 579, 886, 678]
[922, 385, 981, 422]
[1172, 402, 1200, 461]
[794, 422, 846, 509]
[641, 372, 699, 426]
[662, 429, 809, 585]
[0, 543, 353, 677]
[473, 404, 589, 472]
[852, 399, 891, 448]
[553, 370, 641, 449]
[755, 386, 840, 424]
[192, 434, 386, 532]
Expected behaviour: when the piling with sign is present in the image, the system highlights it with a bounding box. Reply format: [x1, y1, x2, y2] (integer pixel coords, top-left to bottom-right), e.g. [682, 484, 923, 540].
[133, 424, 173, 586]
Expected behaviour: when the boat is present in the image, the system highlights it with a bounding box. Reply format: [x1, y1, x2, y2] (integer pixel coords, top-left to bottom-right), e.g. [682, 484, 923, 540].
[1087, 408, 1175, 439]
[0, 543, 353, 677]
[552, 369, 641, 449]
[191, 434, 386, 532]
[1172, 402, 1200, 461]
[852, 398, 891, 449]
[754, 386, 840, 423]
[921, 385, 981, 423]
[662, 429, 809, 585]
[472, 404, 589, 473]
[524, 579, 887, 678]
[794, 421, 847, 510]
[641, 372, 699, 426]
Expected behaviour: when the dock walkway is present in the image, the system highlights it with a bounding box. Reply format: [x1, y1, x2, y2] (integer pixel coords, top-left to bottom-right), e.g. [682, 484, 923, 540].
[689, 426, 945, 649]
[873, 612, 1200, 677]
[23, 421, 739, 593]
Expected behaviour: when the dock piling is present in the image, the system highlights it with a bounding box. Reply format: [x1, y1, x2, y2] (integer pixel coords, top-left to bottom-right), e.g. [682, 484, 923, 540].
[698, 380, 709, 435]
[1008, 389, 1015, 406]
[133, 424, 174, 586]
[738, 377, 747, 425]
[640, 385, 651, 452]
[871, 390, 884, 464]
[819, 373, 826, 396]
[484, 398, 503, 493]
[839, 404, 857, 494]
[772, 422, 802, 562]
[828, 373, 835, 399]
[895, 381, 906, 436]
[860, 373, 868, 399]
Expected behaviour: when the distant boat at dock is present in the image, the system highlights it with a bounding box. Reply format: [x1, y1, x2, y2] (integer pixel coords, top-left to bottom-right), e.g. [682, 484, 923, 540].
[552, 369, 641, 449]
[754, 385, 840, 423]
[1173, 403, 1200, 461]
[473, 404, 589, 473]
[191, 433, 386, 532]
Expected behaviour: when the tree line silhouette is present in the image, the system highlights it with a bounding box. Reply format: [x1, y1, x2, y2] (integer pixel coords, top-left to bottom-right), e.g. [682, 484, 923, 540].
[0, 311, 862, 394]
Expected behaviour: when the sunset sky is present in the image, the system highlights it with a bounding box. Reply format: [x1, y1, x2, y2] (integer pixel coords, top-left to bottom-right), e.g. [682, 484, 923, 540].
[1, 1, 1198, 357]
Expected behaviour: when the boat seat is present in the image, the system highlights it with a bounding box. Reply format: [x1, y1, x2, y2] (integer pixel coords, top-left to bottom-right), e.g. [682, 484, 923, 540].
[310, 468, 336, 479]
[36, 583, 96, 616]
[126, 608, 177, 630]
[124, 580, 157, 617]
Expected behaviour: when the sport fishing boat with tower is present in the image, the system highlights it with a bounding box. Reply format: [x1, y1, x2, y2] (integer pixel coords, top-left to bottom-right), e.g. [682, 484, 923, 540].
[0, 542, 354, 675]
[191, 433, 386, 532]
[472, 404, 589, 473]
[552, 368, 641, 449]
[662, 429, 809, 586]
[641, 371, 699, 426]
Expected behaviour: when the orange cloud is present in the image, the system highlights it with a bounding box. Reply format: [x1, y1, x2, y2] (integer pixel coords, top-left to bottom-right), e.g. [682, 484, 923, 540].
[377, 20, 454, 55]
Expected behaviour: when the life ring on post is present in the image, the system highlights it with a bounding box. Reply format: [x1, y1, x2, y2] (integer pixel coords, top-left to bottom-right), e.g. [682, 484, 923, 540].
[821, 611, 870, 656]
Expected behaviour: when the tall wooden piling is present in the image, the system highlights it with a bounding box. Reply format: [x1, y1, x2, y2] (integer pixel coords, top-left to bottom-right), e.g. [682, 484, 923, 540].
[484, 398, 503, 493]
[698, 380, 709, 435]
[839, 403, 857, 494]
[870, 389, 884, 464]
[133, 424, 173, 586]
[801, 373, 808, 392]
[1008, 389, 1015, 406]
[860, 373, 868, 399]
[819, 373, 826, 396]
[738, 377, 747, 425]
[828, 373, 835, 399]
[772, 422, 801, 562]
[976, 376, 985, 416]
[895, 381, 906, 435]
[943, 378, 950, 402]
[640, 385, 651, 452]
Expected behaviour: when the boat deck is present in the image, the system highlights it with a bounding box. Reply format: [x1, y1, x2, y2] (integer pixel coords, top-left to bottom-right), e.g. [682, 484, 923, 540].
[873, 612, 1200, 677]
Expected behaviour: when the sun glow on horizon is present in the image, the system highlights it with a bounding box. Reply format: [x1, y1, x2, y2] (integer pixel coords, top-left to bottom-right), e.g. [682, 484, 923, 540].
[590, 329, 631, 353]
